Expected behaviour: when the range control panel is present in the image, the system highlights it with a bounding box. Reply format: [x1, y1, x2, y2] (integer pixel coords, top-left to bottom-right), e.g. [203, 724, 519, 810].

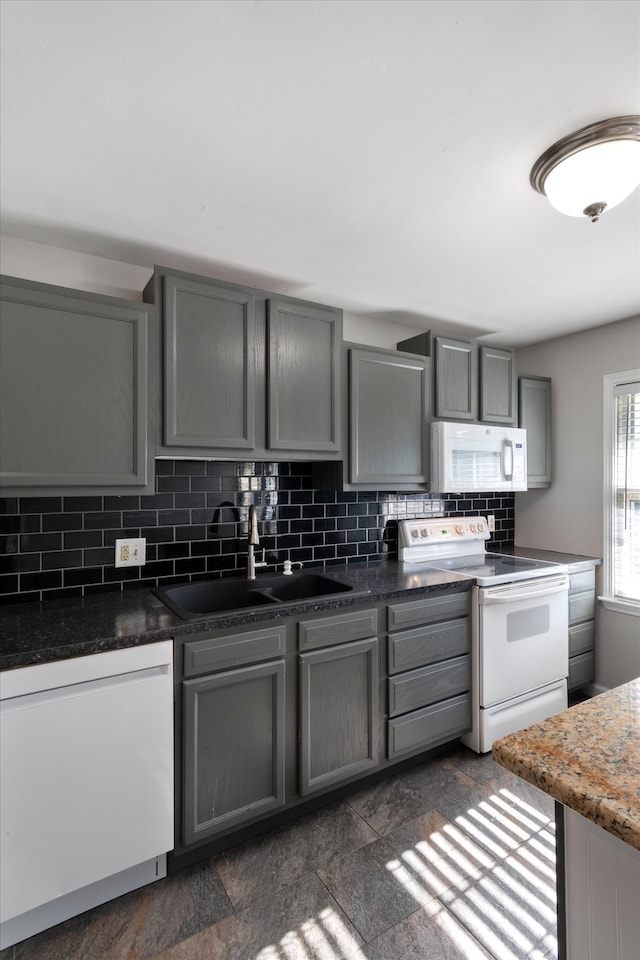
[398, 516, 491, 562]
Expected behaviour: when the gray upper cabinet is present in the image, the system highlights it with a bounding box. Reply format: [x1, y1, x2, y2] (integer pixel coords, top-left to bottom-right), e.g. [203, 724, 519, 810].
[518, 375, 551, 487]
[163, 273, 256, 451]
[313, 343, 430, 491]
[0, 275, 153, 496]
[434, 335, 478, 421]
[479, 346, 516, 424]
[145, 267, 342, 461]
[397, 330, 517, 426]
[267, 298, 340, 453]
[350, 347, 429, 486]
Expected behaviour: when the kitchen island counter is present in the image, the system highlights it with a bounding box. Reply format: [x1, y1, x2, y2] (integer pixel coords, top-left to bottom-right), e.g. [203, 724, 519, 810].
[493, 680, 640, 959]
[493, 678, 640, 850]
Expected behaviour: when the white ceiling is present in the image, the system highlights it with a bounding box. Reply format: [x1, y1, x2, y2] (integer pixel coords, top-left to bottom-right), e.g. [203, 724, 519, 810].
[1, 0, 639, 347]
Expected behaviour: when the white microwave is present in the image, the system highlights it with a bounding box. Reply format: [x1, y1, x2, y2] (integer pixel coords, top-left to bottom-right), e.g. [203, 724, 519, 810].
[430, 420, 528, 492]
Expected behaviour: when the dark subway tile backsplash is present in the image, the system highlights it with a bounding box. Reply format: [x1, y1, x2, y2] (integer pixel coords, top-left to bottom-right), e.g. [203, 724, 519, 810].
[0, 461, 515, 605]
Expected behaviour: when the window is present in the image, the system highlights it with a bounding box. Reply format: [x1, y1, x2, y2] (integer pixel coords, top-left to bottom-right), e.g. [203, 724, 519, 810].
[602, 371, 640, 614]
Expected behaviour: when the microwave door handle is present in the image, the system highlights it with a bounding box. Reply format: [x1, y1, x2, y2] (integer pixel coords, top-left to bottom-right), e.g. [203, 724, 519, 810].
[503, 439, 514, 480]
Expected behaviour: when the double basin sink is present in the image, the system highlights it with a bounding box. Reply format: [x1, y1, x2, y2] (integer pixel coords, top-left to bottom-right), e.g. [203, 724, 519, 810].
[154, 572, 367, 621]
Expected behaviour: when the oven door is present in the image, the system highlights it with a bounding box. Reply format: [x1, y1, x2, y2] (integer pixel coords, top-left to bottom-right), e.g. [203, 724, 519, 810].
[477, 574, 569, 707]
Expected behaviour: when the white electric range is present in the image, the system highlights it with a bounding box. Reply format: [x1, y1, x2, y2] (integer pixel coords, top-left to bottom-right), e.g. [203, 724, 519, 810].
[399, 517, 570, 753]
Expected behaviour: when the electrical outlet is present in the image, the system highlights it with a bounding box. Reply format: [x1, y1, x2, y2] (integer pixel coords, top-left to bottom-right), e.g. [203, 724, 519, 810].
[115, 538, 146, 568]
[487, 515, 496, 532]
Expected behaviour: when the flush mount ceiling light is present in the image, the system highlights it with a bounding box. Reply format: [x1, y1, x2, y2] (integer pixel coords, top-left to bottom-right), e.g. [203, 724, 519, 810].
[530, 116, 640, 222]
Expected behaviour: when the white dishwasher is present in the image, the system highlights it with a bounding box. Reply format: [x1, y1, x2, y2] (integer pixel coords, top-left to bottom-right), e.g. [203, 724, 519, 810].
[0, 640, 174, 949]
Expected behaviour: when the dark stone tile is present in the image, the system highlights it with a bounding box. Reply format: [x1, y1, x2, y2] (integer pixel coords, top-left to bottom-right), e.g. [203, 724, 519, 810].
[433, 775, 554, 864]
[317, 809, 491, 942]
[364, 899, 493, 960]
[438, 843, 557, 960]
[442, 745, 506, 785]
[346, 756, 478, 836]
[213, 799, 377, 910]
[11, 860, 232, 960]
[155, 872, 363, 960]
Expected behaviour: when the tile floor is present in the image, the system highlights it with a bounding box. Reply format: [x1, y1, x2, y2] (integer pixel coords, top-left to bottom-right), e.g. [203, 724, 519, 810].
[2, 745, 558, 960]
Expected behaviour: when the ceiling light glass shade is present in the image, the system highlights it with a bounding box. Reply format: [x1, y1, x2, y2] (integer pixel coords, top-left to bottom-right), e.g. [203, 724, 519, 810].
[530, 116, 640, 222]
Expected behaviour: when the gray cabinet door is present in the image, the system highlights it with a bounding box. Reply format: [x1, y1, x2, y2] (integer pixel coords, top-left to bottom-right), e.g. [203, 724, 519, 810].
[480, 346, 516, 424]
[434, 336, 478, 420]
[163, 274, 256, 450]
[349, 348, 428, 486]
[0, 275, 151, 495]
[267, 299, 340, 453]
[299, 637, 379, 795]
[518, 375, 551, 487]
[182, 660, 285, 845]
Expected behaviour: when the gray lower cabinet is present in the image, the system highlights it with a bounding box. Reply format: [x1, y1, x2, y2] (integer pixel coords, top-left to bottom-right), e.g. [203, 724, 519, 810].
[173, 586, 474, 864]
[0, 274, 153, 495]
[180, 624, 287, 847]
[182, 659, 286, 845]
[568, 565, 596, 691]
[144, 267, 341, 460]
[299, 607, 379, 795]
[386, 589, 471, 759]
[518, 375, 552, 487]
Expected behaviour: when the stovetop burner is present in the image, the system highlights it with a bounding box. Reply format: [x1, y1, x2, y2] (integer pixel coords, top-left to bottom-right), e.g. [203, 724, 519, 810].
[398, 517, 568, 586]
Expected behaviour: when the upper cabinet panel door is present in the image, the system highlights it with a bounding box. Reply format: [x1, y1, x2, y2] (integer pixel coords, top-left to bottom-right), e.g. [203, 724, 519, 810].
[518, 375, 552, 487]
[350, 349, 429, 486]
[267, 299, 341, 454]
[0, 277, 150, 494]
[164, 275, 256, 449]
[479, 347, 516, 424]
[434, 336, 478, 420]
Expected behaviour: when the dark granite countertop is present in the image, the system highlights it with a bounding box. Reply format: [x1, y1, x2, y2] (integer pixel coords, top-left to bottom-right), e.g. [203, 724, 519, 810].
[0, 560, 474, 671]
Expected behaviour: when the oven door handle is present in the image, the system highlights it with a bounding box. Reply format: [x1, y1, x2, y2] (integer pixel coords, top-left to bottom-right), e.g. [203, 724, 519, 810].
[479, 575, 569, 604]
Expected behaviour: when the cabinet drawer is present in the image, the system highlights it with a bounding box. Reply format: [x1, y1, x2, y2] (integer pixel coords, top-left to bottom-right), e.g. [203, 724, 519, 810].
[569, 569, 595, 594]
[388, 655, 470, 718]
[388, 617, 469, 675]
[387, 694, 470, 759]
[387, 590, 470, 632]
[568, 591, 595, 625]
[183, 625, 286, 677]
[568, 652, 595, 691]
[569, 620, 595, 657]
[298, 608, 378, 651]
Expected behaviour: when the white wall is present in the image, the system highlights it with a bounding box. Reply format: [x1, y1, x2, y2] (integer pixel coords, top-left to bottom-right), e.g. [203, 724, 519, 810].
[0, 235, 420, 346]
[516, 317, 640, 689]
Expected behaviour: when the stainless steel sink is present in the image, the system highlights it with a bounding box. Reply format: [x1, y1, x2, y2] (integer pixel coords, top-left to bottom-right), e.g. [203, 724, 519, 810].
[153, 572, 361, 621]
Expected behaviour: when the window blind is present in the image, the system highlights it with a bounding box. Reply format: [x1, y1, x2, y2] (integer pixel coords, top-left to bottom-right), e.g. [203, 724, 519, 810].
[613, 381, 640, 602]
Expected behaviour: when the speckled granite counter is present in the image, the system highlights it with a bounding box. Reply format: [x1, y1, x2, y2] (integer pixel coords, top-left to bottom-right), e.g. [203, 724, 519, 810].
[0, 560, 474, 671]
[493, 678, 640, 850]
